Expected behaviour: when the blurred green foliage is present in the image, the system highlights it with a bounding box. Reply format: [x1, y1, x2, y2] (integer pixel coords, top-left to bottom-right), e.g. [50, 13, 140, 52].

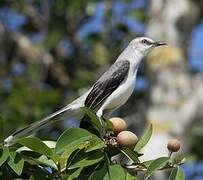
[0, 0, 147, 139]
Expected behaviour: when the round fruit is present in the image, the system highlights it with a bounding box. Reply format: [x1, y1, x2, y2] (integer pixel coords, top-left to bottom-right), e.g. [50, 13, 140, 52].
[117, 131, 138, 148]
[167, 139, 181, 152]
[109, 117, 127, 134]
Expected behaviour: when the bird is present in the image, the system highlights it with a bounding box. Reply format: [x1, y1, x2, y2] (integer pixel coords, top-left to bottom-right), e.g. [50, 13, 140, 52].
[4, 37, 166, 146]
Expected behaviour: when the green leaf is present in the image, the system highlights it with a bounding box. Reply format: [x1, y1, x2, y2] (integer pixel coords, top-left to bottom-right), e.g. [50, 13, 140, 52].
[121, 148, 140, 163]
[17, 141, 56, 152]
[60, 144, 87, 169]
[143, 160, 153, 167]
[89, 164, 109, 180]
[169, 167, 185, 180]
[7, 151, 24, 176]
[80, 107, 103, 134]
[146, 157, 169, 177]
[0, 148, 9, 166]
[43, 141, 56, 149]
[36, 155, 57, 169]
[1, 163, 13, 179]
[68, 150, 104, 169]
[106, 119, 113, 131]
[134, 124, 153, 151]
[30, 168, 54, 179]
[16, 146, 32, 152]
[55, 128, 93, 154]
[126, 172, 137, 180]
[67, 167, 83, 180]
[85, 136, 105, 152]
[16, 137, 53, 157]
[109, 165, 126, 180]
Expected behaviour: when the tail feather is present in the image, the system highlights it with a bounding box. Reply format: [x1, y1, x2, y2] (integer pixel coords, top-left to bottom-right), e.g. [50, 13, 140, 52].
[4, 105, 72, 146]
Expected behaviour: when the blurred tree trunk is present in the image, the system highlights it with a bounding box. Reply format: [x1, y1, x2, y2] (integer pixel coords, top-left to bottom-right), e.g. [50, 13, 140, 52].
[142, 0, 203, 161]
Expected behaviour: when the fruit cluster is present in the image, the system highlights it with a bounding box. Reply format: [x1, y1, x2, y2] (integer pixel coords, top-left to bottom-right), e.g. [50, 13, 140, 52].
[109, 117, 138, 149]
[108, 117, 181, 154]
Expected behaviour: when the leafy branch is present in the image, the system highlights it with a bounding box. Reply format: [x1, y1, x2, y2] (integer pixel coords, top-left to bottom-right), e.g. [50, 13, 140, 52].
[0, 108, 185, 179]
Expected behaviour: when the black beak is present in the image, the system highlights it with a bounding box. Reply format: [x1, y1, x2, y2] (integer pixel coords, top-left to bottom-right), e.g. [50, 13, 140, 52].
[153, 42, 166, 47]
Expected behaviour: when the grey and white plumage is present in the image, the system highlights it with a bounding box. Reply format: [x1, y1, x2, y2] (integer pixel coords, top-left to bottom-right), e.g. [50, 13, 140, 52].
[4, 37, 166, 146]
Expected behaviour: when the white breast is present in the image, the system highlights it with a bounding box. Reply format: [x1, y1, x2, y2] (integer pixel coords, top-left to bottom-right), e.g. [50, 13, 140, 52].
[96, 75, 135, 116]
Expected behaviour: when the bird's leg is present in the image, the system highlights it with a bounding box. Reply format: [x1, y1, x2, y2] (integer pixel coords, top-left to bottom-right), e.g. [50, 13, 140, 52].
[96, 110, 107, 136]
[96, 110, 104, 126]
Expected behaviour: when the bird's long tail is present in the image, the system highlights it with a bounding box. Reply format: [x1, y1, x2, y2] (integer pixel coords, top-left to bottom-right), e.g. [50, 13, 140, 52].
[4, 105, 73, 146]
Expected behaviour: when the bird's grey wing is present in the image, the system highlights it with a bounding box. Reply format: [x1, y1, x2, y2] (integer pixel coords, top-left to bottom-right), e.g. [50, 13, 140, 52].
[84, 60, 130, 110]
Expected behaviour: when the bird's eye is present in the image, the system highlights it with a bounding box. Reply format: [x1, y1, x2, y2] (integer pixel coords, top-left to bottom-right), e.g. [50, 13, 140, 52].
[141, 39, 148, 44]
[141, 39, 152, 45]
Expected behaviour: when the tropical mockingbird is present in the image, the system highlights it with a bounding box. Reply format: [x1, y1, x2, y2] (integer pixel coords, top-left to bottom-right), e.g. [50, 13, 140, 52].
[4, 37, 166, 146]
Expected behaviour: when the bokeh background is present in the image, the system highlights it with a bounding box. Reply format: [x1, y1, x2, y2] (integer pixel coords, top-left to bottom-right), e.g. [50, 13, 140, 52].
[0, 0, 203, 179]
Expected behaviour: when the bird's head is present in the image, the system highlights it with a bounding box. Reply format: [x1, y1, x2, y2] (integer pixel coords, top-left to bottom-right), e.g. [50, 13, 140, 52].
[129, 37, 166, 55]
